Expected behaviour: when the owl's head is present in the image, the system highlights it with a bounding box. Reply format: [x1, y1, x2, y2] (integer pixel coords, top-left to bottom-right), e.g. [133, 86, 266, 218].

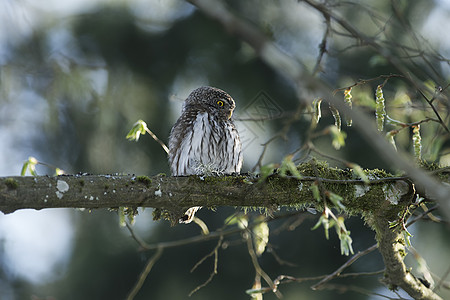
[184, 86, 236, 120]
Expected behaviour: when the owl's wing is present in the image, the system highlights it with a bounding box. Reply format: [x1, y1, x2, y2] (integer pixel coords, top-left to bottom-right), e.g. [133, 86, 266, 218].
[222, 121, 243, 173]
[169, 112, 211, 175]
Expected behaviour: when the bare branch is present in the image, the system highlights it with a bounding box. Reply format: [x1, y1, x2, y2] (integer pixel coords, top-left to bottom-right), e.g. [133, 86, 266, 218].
[372, 207, 443, 300]
[189, 236, 223, 296]
[145, 126, 169, 154]
[126, 247, 163, 300]
[245, 228, 282, 298]
[320, 283, 406, 299]
[311, 243, 378, 290]
[312, 13, 331, 76]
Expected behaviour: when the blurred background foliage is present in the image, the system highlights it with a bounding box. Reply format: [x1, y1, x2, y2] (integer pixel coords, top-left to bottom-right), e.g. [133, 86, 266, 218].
[0, 0, 449, 299]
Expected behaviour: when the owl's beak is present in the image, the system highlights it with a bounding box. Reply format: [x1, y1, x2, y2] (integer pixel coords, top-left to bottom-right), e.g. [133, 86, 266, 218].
[227, 110, 233, 120]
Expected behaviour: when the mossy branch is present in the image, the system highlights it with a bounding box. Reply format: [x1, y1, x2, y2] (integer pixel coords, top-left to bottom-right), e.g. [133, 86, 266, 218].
[0, 164, 411, 215]
[370, 208, 443, 300]
[0, 163, 447, 300]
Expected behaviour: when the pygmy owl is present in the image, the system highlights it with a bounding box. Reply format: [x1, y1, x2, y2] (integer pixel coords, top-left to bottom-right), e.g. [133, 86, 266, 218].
[169, 86, 243, 223]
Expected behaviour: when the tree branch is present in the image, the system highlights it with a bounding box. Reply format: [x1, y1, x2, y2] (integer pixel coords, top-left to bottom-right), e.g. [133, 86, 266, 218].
[0, 164, 413, 215]
[182, 1, 448, 298]
[311, 243, 378, 290]
[185, 0, 450, 220]
[1, 164, 446, 299]
[372, 211, 443, 300]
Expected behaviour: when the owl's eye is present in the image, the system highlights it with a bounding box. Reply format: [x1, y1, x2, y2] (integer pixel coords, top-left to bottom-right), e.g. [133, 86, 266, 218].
[217, 100, 224, 107]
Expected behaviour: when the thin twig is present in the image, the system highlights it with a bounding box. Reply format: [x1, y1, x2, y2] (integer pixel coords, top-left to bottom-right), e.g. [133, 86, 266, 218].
[189, 236, 223, 296]
[416, 90, 450, 134]
[252, 136, 276, 172]
[311, 243, 378, 290]
[333, 74, 405, 94]
[255, 269, 385, 295]
[145, 127, 169, 154]
[306, 141, 353, 167]
[126, 221, 151, 249]
[126, 212, 317, 255]
[245, 231, 283, 298]
[136, 223, 250, 251]
[190, 236, 223, 273]
[434, 265, 450, 291]
[126, 247, 164, 300]
[235, 111, 305, 122]
[406, 205, 440, 227]
[267, 246, 298, 267]
[312, 13, 331, 76]
[130, 213, 287, 251]
[338, 269, 385, 278]
[320, 283, 407, 299]
[192, 216, 210, 235]
[251, 102, 305, 171]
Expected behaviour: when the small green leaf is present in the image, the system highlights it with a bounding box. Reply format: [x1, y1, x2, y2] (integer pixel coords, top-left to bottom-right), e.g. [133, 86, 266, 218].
[344, 88, 352, 126]
[310, 182, 321, 201]
[349, 163, 369, 184]
[326, 191, 345, 210]
[386, 130, 398, 151]
[375, 85, 386, 131]
[339, 230, 354, 256]
[279, 155, 302, 179]
[225, 214, 248, 229]
[21, 156, 38, 176]
[312, 210, 332, 240]
[336, 216, 354, 256]
[403, 228, 413, 247]
[311, 98, 322, 129]
[312, 211, 353, 255]
[312, 208, 334, 240]
[20, 163, 27, 176]
[388, 220, 400, 229]
[253, 217, 269, 256]
[412, 125, 422, 161]
[258, 163, 277, 183]
[126, 120, 148, 141]
[328, 126, 347, 150]
[311, 216, 323, 231]
[118, 207, 137, 226]
[118, 207, 126, 227]
[329, 104, 341, 131]
[127, 213, 136, 226]
[242, 178, 254, 185]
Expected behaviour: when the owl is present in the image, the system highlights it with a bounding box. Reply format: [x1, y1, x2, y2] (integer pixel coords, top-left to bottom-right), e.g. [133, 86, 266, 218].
[169, 86, 243, 223]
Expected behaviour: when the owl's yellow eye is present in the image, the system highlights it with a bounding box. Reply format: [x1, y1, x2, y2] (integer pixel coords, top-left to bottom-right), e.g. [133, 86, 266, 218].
[217, 100, 224, 107]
